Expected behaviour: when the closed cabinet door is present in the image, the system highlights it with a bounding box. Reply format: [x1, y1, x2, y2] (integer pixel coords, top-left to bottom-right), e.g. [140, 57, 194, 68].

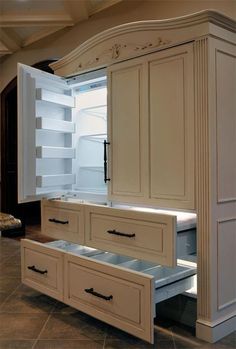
[108, 58, 148, 201]
[149, 44, 195, 209]
[108, 43, 194, 210]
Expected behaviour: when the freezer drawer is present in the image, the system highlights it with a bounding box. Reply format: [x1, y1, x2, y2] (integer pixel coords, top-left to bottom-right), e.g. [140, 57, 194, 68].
[21, 239, 64, 300]
[64, 253, 154, 343]
[85, 204, 177, 266]
[21, 239, 196, 344]
[41, 200, 85, 244]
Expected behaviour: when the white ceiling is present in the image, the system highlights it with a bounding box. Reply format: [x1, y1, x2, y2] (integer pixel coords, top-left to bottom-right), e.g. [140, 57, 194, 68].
[0, 0, 123, 58]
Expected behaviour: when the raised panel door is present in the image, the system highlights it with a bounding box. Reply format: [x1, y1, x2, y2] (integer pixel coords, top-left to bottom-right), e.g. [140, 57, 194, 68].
[108, 59, 147, 201]
[149, 44, 195, 209]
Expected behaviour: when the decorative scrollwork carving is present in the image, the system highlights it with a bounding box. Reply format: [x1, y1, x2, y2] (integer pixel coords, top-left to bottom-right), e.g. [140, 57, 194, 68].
[73, 36, 170, 73]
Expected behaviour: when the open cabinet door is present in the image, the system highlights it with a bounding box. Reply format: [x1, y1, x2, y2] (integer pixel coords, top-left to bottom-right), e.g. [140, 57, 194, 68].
[18, 63, 76, 203]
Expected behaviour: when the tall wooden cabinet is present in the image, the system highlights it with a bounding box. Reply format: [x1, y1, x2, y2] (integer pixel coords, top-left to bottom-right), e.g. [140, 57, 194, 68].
[18, 10, 236, 344]
[108, 44, 195, 209]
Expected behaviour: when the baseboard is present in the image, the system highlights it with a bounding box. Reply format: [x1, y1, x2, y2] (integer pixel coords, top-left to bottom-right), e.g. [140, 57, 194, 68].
[196, 315, 236, 343]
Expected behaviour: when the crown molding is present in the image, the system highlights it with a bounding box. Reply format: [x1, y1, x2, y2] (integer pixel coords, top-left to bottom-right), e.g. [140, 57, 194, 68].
[50, 10, 236, 76]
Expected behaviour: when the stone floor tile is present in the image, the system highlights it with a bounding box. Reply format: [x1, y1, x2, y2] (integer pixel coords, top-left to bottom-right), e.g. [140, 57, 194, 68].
[0, 278, 21, 293]
[0, 255, 12, 265]
[0, 291, 9, 305]
[5, 253, 21, 265]
[0, 340, 34, 349]
[0, 261, 21, 278]
[0, 313, 48, 340]
[105, 339, 175, 349]
[106, 326, 175, 348]
[217, 332, 236, 347]
[39, 313, 106, 340]
[201, 345, 234, 349]
[52, 301, 78, 314]
[0, 284, 56, 313]
[34, 339, 104, 349]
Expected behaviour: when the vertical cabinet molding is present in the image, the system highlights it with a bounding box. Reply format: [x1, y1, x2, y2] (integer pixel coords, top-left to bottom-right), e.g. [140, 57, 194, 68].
[194, 37, 211, 321]
[108, 44, 195, 210]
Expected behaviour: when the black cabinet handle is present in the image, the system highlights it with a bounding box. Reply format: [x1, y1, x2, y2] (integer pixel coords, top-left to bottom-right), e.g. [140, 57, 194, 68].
[107, 229, 135, 238]
[27, 265, 47, 275]
[85, 287, 113, 301]
[48, 218, 69, 225]
[104, 140, 110, 183]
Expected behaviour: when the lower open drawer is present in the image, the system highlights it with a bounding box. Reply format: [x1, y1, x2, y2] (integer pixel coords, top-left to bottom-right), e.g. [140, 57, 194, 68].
[21, 239, 196, 343]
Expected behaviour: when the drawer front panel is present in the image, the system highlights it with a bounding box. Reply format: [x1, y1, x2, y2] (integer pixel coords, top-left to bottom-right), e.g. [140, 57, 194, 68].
[68, 263, 140, 323]
[85, 205, 176, 266]
[21, 239, 63, 300]
[64, 254, 154, 343]
[42, 205, 84, 244]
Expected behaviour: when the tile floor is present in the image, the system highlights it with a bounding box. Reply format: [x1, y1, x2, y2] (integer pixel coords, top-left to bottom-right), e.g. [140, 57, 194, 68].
[0, 228, 235, 349]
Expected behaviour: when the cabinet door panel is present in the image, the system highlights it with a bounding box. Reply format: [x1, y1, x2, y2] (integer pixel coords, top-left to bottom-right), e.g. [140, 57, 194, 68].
[149, 45, 194, 209]
[17, 63, 75, 203]
[108, 62, 146, 199]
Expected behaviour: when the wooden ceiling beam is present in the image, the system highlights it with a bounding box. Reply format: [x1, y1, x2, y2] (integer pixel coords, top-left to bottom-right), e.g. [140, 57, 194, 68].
[0, 28, 21, 52]
[22, 27, 65, 47]
[63, 0, 89, 22]
[89, 0, 123, 16]
[0, 14, 74, 27]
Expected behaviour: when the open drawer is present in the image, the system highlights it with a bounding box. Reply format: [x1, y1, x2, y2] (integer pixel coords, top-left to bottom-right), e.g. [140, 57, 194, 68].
[21, 239, 196, 343]
[85, 204, 177, 266]
[21, 239, 64, 301]
[41, 199, 85, 244]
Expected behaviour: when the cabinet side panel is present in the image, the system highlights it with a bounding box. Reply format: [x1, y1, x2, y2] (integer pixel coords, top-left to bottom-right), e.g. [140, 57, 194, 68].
[216, 50, 236, 203]
[217, 219, 236, 310]
[109, 64, 144, 197]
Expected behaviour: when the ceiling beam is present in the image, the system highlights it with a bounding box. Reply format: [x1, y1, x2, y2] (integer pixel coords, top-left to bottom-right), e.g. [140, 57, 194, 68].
[0, 14, 75, 27]
[0, 40, 12, 55]
[89, 0, 123, 16]
[64, 0, 89, 22]
[0, 28, 21, 52]
[22, 27, 65, 47]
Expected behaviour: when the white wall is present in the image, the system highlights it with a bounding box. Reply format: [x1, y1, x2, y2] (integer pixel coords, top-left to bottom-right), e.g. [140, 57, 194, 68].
[0, 0, 235, 92]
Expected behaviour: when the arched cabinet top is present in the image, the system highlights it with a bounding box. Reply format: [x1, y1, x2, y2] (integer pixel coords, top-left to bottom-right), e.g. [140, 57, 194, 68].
[50, 10, 236, 77]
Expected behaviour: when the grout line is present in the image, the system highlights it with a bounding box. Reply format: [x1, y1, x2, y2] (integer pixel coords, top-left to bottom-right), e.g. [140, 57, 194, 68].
[31, 296, 58, 349]
[31, 312, 52, 349]
[0, 251, 21, 265]
[0, 283, 22, 310]
[103, 332, 107, 349]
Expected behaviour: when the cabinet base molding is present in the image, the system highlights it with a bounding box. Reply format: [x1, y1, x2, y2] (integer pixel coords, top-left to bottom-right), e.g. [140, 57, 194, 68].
[196, 315, 236, 343]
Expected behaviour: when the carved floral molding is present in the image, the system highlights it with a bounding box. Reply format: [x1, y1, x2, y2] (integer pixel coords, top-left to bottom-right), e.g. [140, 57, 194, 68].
[73, 36, 170, 73]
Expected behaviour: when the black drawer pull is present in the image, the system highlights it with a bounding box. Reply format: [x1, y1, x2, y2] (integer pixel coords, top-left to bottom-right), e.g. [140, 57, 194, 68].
[85, 287, 113, 301]
[27, 265, 48, 275]
[107, 229, 135, 238]
[48, 218, 69, 225]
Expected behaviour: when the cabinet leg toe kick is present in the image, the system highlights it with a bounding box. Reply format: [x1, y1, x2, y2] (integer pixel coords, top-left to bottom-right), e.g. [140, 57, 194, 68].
[196, 316, 236, 343]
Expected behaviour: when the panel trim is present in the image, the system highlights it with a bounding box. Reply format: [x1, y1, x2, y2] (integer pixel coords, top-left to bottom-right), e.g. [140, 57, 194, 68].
[217, 217, 236, 311]
[215, 49, 236, 203]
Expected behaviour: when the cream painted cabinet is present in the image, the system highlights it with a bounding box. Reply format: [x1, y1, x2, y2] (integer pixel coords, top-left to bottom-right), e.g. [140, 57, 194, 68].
[108, 44, 195, 210]
[18, 10, 236, 345]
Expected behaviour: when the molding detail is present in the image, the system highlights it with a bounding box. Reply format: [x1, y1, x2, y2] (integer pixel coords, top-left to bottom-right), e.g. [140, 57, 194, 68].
[72, 37, 170, 73]
[50, 10, 236, 76]
[194, 37, 211, 320]
[217, 218, 236, 311]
